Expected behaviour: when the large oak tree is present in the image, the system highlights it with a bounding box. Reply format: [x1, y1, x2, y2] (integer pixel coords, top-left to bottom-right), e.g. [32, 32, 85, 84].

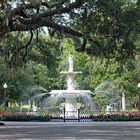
[0, 0, 140, 63]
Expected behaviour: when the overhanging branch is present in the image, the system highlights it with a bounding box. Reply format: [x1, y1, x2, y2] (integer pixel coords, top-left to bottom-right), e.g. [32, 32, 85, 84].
[0, 0, 84, 38]
[10, 19, 84, 37]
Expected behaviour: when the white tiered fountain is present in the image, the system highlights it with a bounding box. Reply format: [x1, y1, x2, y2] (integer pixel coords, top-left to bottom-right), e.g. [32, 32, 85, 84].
[50, 55, 92, 118]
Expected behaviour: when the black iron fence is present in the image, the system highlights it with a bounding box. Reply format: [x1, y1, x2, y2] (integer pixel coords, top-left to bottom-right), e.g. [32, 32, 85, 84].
[1, 109, 140, 122]
[49, 108, 99, 122]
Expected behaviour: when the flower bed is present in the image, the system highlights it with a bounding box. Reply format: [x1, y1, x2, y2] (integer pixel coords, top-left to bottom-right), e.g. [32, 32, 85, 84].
[0, 111, 50, 122]
[1, 111, 140, 122]
[90, 112, 140, 121]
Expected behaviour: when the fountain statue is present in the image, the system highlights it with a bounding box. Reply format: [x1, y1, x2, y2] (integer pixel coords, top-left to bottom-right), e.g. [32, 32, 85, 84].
[50, 55, 93, 118]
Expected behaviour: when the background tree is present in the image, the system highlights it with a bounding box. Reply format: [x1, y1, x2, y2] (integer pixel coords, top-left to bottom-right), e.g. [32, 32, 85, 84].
[90, 57, 137, 109]
[0, 33, 61, 105]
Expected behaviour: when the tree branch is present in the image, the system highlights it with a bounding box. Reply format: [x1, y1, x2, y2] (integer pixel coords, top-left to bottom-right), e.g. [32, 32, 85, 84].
[0, 0, 84, 38]
[11, 30, 33, 63]
[10, 18, 84, 37]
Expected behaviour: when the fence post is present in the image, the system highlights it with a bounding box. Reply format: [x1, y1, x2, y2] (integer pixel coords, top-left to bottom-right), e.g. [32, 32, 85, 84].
[78, 109, 80, 122]
[63, 107, 65, 122]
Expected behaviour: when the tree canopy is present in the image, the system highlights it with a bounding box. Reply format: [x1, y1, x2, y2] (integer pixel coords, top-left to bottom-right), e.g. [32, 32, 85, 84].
[0, 0, 139, 62]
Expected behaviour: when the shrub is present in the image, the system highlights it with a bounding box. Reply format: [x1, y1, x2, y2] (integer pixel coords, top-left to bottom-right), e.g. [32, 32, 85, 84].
[91, 112, 140, 121]
[0, 111, 50, 122]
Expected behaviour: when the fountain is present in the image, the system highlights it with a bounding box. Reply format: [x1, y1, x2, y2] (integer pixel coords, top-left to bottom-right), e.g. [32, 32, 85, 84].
[50, 55, 93, 118]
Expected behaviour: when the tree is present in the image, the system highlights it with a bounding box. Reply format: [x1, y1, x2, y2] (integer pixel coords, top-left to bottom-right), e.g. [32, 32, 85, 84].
[0, 0, 139, 63]
[90, 57, 138, 109]
[0, 33, 61, 103]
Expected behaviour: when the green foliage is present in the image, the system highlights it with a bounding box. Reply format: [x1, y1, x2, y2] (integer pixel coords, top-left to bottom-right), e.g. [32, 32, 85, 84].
[0, 33, 61, 104]
[72, 0, 140, 59]
[93, 81, 121, 110]
[89, 58, 137, 109]
[0, 64, 34, 102]
[0, 106, 28, 112]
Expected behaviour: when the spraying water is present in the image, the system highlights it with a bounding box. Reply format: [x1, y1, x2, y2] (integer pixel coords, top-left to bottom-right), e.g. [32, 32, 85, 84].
[49, 55, 94, 118]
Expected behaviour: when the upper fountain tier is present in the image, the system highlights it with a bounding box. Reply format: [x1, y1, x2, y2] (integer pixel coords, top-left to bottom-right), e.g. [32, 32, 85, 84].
[50, 55, 92, 93]
[60, 55, 82, 90]
[50, 89, 92, 95]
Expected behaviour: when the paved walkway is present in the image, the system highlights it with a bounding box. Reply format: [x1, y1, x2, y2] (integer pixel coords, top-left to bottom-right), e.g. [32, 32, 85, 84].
[0, 121, 140, 140]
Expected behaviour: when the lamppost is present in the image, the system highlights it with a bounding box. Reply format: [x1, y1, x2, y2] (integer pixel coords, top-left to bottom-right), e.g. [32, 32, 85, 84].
[3, 83, 7, 111]
[137, 83, 140, 112]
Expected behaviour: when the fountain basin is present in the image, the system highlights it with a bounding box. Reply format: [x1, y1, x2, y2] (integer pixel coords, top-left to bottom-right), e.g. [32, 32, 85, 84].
[50, 90, 92, 94]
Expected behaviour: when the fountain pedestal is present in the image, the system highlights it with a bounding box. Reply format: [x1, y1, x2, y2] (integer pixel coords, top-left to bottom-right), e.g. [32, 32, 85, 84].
[64, 93, 78, 118]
